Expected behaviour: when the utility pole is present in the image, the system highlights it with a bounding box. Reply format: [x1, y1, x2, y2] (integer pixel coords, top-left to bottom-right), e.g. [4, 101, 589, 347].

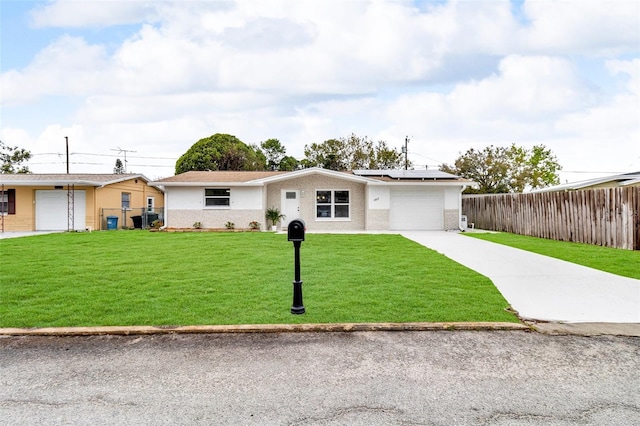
[111, 147, 137, 173]
[402, 136, 409, 170]
[65, 136, 74, 231]
[65, 136, 69, 174]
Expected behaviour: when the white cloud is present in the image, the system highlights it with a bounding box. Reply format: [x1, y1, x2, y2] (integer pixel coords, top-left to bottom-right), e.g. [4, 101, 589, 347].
[1, 36, 108, 105]
[30, 0, 161, 28]
[2, 0, 638, 179]
[521, 0, 640, 55]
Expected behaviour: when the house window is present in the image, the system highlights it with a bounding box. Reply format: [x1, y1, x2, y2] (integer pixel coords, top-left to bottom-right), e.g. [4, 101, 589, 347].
[121, 192, 131, 209]
[147, 196, 155, 212]
[316, 190, 349, 219]
[1, 189, 15, 215]
[205, 188, 230, 207]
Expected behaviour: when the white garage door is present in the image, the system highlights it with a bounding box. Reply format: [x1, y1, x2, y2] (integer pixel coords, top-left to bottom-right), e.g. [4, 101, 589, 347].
[36, 190, 86, 231]
[390, 188, 444, 230]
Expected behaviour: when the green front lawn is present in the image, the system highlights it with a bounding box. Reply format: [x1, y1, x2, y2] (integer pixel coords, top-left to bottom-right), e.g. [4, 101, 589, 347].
[1, 232, 518, 327]
[465, 232, 640, 280]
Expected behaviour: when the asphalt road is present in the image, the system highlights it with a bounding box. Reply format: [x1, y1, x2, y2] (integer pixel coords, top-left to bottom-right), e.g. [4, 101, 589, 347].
[1, 331, 639, 425]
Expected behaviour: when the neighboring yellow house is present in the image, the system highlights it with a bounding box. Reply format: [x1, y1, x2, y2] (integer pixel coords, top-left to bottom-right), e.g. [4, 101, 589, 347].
[0, 174, 164, 232]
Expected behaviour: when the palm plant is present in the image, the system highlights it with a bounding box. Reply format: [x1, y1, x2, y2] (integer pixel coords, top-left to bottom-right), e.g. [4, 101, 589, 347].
[265, 207, 285, 228]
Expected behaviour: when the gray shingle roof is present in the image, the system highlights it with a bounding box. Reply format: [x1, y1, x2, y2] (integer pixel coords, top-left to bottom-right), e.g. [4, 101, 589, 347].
[0, 173, 149, 186]
[155, 171, 286, 183]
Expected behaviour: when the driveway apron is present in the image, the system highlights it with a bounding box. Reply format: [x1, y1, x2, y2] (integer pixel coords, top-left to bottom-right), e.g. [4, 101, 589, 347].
[402, 231, 640, 323]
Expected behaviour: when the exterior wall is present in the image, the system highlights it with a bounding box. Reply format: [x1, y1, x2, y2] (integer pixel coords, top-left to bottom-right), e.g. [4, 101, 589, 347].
[443, 187, 461, 230]
[266, 175, 367, 231]
[444, 209, 460, 230]
[1, 186, 96, 232]
[1, 187, 33, 231]
[96, 179, 164, 229]
[165, 186, 263, 229]
[366, 186, 390, 230]
[167, 209, 263, 229]
[365, 209, 389, 231]
[96, 179, 164, 211]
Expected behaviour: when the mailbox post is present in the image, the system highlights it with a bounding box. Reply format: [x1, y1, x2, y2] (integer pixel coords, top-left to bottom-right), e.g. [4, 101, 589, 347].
[287, 219, 306, 314]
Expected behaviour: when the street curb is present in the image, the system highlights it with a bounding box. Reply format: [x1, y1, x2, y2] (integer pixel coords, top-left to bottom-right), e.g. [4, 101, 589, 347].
[0, 322, 531, 336]
[528, 322, 640, 337]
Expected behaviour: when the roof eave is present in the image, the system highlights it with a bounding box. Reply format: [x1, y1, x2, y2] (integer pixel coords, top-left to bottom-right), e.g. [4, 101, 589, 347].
[153, 181, 265, 187]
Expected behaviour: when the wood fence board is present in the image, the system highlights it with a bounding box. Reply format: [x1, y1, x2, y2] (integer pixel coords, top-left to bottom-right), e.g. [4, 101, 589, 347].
[463, 187, 639, 250]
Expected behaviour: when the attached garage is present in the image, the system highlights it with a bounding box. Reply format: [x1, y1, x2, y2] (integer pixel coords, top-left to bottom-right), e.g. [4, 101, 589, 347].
[389, 188, 444, 230]
[35, 190, 86, 231]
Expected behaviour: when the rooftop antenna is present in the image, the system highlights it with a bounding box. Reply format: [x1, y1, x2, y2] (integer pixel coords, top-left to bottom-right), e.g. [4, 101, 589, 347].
[111, 147, 137, 173]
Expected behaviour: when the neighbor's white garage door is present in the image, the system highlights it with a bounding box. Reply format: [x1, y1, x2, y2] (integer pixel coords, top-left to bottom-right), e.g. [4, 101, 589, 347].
[35, 190, 86, 231]
[389, 188, 444, 230]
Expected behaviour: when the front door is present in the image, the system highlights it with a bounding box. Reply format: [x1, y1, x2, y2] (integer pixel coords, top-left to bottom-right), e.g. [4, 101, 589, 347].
[280, 190, 300, 228]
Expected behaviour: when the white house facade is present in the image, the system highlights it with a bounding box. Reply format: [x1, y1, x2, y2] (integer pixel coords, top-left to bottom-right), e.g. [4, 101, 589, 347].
[152, 168, 472, 231]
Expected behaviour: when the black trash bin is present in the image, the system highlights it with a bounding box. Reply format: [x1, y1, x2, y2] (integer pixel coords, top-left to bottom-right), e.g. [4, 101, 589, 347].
[131, 215, 143, 229]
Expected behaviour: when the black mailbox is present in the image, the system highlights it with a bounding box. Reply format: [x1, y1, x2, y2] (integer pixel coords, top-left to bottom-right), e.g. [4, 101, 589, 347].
[287, 219, 306, 242]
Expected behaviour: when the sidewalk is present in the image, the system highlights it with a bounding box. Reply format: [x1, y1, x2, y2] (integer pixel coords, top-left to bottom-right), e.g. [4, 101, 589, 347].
[402, 231, 640, 324]
[0, 231, 61, 239]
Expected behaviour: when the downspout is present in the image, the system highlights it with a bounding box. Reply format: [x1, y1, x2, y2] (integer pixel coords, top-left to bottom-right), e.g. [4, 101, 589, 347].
[160, 189, 168, 230]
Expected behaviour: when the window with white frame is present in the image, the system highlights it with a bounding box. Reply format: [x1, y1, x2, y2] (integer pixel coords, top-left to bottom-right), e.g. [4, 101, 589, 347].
[0, 189, 14, 214]
[316, 190, 350, 219]
[121, 192, 131, 209]
[205, 188, 230, 207]
[0, 191, 8, 214]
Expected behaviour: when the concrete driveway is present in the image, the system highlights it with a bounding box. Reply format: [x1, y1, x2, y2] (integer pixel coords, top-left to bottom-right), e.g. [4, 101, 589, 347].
[402, 231, 640, 323]
[0, 231, 62, 239]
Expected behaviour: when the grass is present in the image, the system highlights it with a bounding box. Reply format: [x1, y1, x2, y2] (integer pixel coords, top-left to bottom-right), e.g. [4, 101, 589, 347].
[465, 232, 640, 280]
[0, 232, 518, 327]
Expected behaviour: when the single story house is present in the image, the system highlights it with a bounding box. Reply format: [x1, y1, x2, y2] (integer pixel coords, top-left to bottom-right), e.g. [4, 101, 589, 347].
[0, 174, 164, 232]
[532, 171, 640, 193]
[151, 167, 472, 231]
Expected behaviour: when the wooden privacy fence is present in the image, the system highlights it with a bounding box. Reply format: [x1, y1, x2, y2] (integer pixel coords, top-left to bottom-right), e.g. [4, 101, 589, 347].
[462, 187, 640, 250]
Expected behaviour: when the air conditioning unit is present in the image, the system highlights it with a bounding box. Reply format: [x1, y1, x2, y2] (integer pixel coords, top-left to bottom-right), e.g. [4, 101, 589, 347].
[460, 215, 474, 229]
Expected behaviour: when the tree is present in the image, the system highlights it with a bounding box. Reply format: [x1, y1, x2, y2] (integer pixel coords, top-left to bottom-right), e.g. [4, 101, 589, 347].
[303, 138, 348, 170]
[279, 155, 300, 171]
[302, 134, 404, 170]
[113, 158, 125, 174]
[439, 144, 561, 193]
[175, 133, 267, 174]
[260, 138, 286, 171]
[1, 140, 32, 174]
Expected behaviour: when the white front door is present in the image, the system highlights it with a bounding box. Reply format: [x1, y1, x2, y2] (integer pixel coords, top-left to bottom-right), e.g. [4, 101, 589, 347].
[280, 190, 300, 228]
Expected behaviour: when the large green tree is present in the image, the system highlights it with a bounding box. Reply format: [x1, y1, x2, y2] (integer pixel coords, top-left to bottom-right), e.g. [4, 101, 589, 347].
[175, 133, 266, 174]
[260, 138, 299, 171]
[303, 134, 404, 170]
[1, 140, 32, 174]
[440, 144, 561, 193]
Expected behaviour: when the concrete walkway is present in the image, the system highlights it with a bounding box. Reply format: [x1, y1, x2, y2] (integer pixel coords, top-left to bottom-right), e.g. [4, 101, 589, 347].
[0, 231, 62, 239]
[402, 231, 640, 323]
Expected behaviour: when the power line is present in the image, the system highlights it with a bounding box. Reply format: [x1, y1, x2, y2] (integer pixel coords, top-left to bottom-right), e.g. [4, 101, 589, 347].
[33, 151, 176, 160]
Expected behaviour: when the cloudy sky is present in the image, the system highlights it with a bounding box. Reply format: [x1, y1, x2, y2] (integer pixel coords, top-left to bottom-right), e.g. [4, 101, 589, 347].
[1, 0, 638, 181]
